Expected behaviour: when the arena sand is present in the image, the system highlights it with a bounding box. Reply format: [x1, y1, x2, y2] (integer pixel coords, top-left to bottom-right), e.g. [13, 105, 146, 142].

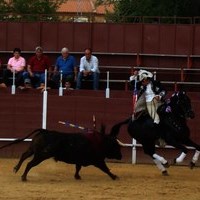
[0, 158, 199, 200]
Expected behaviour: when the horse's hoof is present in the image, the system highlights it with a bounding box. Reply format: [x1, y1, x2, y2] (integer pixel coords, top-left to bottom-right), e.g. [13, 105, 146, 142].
[173, 158, 177, 165]
[162, 170, 169, 176]
[189, 161, 195, 169]
[111, 174, 119, 180]
[21, 176, 27, 182]
[13, 167, 17, 173]
[163, 162, 170, 168]
[74, 175, 81, 180]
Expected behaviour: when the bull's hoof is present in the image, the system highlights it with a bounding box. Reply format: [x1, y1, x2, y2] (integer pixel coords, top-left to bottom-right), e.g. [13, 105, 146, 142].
[111, 174, 119, 180]
[13, 166, 18, 173]
[189, 161, 195, 169]
[74, 174, 81, 180]
[21, 176, 27, 182]
[163, 162, 170, 168]
[162, 170, 169, 176]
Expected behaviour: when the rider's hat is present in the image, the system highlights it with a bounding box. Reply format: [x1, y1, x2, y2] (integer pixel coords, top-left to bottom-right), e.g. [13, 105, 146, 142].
[138, 70, 153, 81]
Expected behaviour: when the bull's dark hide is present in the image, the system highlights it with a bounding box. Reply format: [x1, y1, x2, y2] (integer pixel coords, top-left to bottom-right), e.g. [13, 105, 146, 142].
[0, 128, 122, 181]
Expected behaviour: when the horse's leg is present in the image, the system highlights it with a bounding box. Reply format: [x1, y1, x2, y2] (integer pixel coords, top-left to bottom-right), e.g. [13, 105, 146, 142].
[166, 139, 188, 164]
[184, 138, 200, 169]
[153, 159, 169, 176]
[153, 153, 169, 167]
[143, 143, 169, 175]
[175, 151, 187, 163]
[190, 150, 200, 169]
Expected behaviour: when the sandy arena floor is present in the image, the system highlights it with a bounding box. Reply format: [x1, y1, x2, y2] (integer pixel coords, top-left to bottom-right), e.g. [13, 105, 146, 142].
[0, 158, 199, 200]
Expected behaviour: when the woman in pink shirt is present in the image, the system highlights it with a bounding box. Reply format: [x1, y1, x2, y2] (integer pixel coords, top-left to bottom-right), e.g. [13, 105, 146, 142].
[0, 48, 26, 88]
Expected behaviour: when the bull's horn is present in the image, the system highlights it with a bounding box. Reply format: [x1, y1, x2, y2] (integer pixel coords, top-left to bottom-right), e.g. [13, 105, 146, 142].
[116, 139, 127, 147]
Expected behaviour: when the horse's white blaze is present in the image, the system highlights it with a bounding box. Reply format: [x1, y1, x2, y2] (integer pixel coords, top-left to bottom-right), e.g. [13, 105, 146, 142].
[153, 158, 166, 172]
[176, 152, 186, 163]
[153, 153, 167, 165]
[192, 150, 200, 163]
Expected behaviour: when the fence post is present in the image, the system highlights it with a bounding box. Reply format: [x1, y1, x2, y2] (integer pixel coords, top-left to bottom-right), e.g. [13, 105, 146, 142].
[180, 66, 184, 82]
[136, 53, 141, 66]
[187, 55, 192, 68]
[132, 139, 137, 164]
[42, 69, 48, 129]
[105, 71, 110, 98]
[153, 71, 157, 80]
[174, 82, 178, 91]
[11, 70, 16, 95]
[125, 80, 128, 91]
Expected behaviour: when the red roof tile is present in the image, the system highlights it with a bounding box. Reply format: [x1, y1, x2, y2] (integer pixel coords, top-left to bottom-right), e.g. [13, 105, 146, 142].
[57, 0, 113, 14]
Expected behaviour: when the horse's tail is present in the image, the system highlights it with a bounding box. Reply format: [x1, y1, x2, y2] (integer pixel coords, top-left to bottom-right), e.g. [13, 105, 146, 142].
[0, 129, 44, 150]
[110, 118, 130, 137]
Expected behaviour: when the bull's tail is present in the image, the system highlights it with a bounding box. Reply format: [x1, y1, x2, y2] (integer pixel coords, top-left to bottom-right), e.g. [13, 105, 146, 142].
[0, 129, 44, 150]
[110, 118, 130, 137]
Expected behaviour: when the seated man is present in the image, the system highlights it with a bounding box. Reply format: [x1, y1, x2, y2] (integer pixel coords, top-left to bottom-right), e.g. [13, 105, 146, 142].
[52, 47, 77, 89]
[76, 48, 100, 90]
[23, 46, 51, 89]
[0, 48, 25, 88]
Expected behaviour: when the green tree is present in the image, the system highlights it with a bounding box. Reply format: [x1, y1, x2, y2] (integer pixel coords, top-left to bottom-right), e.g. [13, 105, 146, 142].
[11, 0, 66, 14]
[0, 0, 10, 13]
[97, 0, 200, 22]
[0, 0, 67, 21]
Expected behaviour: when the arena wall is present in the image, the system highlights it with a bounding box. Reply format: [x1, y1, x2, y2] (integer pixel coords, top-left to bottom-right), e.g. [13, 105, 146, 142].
[1, 22, 200, 68]
[0, 21, 200, 164]
[0, 89, 199, 165]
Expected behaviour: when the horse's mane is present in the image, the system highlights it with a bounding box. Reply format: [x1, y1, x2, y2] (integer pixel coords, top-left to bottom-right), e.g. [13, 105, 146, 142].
[163, 91, 191, 116]
[157, 91, 193, 134]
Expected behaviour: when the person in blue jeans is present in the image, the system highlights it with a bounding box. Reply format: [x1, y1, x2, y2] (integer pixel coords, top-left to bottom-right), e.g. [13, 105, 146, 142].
[23, 46, 51, 89]
[52, 47, 77, 89]
[76, 48, 100, 90]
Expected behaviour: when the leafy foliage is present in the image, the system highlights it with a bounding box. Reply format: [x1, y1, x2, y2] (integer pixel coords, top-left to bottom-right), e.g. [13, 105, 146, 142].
[11, 0, 66, 14]
[97, 0, 200, 22]
[0, 0, 67, 21]
[0, 0, 11, 13]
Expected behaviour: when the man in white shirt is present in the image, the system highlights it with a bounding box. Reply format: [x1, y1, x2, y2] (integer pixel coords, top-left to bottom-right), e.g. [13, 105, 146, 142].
[76, 48, 100, 90]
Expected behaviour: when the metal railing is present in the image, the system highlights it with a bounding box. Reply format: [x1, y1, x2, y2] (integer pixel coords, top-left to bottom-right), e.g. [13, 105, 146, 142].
[0, 14, 200, 24]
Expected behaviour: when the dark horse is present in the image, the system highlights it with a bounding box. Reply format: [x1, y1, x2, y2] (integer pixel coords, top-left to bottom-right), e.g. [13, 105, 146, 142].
[110, 91, 200, 175]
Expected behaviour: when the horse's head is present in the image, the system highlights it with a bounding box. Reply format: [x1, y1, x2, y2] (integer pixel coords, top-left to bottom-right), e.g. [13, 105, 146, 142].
[170, 91, 195, 119]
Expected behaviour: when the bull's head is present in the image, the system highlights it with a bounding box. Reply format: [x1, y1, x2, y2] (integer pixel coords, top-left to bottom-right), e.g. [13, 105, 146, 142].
[99, 124, 122, 160]
[104, 135, 122, 160]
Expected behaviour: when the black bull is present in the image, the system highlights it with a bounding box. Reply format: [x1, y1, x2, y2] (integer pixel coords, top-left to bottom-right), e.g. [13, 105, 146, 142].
[0, 128, 122, 181]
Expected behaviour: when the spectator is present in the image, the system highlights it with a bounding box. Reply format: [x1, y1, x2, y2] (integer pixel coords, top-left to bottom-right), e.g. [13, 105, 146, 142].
[52, 47, 77, 90]
[23, 46, 51, 89]
[76, 48, 100, 90]
[0, 48, 25, 88]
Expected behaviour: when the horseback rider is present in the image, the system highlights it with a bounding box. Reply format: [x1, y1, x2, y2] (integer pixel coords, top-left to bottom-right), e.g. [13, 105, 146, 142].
[130, 69, 166, 124]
